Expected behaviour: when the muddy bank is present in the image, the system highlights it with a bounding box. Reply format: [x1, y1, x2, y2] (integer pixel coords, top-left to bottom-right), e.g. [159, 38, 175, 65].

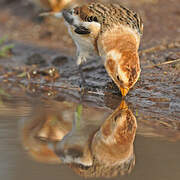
[0, 0, 180, 137]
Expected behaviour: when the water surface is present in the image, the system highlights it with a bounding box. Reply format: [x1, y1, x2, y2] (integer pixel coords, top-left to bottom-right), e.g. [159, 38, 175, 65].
[0, 86, 180, 180]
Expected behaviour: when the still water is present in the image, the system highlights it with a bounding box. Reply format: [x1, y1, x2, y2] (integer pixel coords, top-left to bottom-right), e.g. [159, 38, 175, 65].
[0, 85, 180, 180]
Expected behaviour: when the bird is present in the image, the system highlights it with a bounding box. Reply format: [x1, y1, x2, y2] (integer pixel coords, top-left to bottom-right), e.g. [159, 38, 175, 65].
[33, 0, 90, 12]
[42, 2, 143, 96]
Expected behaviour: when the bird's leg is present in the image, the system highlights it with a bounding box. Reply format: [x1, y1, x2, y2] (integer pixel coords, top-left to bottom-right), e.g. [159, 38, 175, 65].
[76, 51, 87, 90]
[78, 63, 86, 89]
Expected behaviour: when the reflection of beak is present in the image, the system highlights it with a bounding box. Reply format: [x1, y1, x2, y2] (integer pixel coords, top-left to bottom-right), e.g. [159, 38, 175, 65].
[119, 100, 128, 109]
[39, 11, 62, 18]
[120, 87, 129, 96]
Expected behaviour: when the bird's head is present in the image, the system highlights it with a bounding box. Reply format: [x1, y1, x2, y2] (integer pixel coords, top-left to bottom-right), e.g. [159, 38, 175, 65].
[105, 50, 141, 96]
[61, 4, 103, 42]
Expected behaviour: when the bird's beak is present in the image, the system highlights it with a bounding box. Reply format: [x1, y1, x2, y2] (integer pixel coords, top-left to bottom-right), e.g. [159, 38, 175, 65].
[120, 87, 129, 96]
[39, 11, 62, 18]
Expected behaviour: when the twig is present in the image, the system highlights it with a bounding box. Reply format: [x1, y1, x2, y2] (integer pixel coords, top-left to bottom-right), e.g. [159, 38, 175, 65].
[139, 40, 180, 55]
[144, 58, 180, 69]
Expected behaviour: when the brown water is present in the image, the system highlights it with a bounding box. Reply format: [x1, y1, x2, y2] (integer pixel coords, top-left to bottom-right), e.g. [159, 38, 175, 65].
[0, 87, 180, 180]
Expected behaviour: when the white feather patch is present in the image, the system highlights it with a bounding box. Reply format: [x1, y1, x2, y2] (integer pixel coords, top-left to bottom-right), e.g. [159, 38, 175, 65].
[107, 50, 122, 60]
[107, 50, 128, 84]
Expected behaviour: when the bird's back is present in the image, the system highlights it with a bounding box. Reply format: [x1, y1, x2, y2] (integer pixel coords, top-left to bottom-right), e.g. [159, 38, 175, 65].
[77, 2, 143, 35]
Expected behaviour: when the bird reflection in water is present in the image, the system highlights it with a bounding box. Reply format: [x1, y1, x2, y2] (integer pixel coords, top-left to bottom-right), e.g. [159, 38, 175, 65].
[20, 99, 137, 178]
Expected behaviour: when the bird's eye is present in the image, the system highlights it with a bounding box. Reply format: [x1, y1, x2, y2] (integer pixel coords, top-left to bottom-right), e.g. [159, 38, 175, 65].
[117, 75, 123, 84]
[113, 113, 121, 122]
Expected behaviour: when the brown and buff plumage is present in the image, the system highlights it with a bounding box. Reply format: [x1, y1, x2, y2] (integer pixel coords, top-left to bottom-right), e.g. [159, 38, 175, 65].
[71, 2, 143, 96]
[42, 1, 143, 96]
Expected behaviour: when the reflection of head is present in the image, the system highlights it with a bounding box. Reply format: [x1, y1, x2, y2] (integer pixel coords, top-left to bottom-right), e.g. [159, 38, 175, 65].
[92, 101, 137, 166]
[68, 101, 137, 178]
